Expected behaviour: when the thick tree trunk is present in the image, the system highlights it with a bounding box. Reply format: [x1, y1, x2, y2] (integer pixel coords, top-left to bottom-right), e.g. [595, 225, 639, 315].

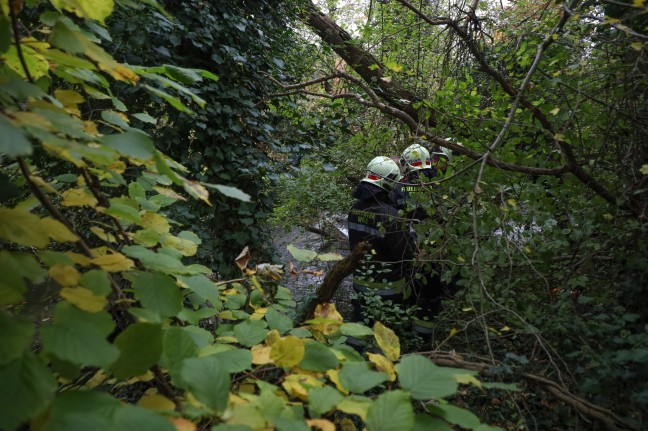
[302, 3, 436, 128]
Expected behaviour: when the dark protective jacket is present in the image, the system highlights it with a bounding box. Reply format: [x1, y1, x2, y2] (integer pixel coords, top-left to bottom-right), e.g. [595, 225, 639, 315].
[391, 168, 437, 221]
[347, 182, 416, 285]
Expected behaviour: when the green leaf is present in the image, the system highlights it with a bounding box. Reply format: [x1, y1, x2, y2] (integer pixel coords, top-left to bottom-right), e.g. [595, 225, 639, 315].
[286, 244, 317, 262]
[181, 355, 230, 411]
[0, 251, 47, 305]
[205, 183, 251, 202]
[113, 404, 175, 431]
[44, 390, 119, 431]
[41, 306, 119, 368]
[307, 386, 344, 418]
[233, 320, 269, 347]
[142, 84, 193, 114]
[0, 16, 10, 53]
[208, 348, 252, 373]
[317, 252, 343, 261]
[50, 0, 115, 23]
[122, 245, 200, 275]
[79, 269, 112, 296]
[396, 355, 458, 400]
[265, 307, 293, 335]
[0, 353, 57, 431]
[481, 382, 520, 391]
[0, 115, 32, 157]
[132, 272, 183, 319]
[0, 311, 34, 366]
[413, 414, 454, 431]
[110, 323, 163, 379]
[161, 327, 199, 384]
[299, 341, 339, 372]
[177, 274, 222, 308]
[104, 201, 143, 224]
[340, 322, 374, 338]
[101, 131, 155, 160]
[133, 112, 157, 124]
[339, 362, 389, 394]
[427, 404, 481, 429]
[366, 390, 414, 431]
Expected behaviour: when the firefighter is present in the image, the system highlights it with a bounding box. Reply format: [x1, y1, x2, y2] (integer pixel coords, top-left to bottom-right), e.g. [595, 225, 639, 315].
[347, 156, 416, 323]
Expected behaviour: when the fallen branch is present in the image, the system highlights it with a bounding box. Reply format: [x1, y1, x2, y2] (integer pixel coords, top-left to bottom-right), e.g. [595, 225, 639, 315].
[300, 241, 371, 322]
[424, 351, 640, 431]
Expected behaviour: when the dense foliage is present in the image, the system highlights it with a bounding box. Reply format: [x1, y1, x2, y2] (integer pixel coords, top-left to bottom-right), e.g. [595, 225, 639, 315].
[1, 0, 647, 430]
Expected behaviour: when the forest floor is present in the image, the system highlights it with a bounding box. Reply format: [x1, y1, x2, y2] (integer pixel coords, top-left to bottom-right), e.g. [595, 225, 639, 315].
[271, 221, 355, 319]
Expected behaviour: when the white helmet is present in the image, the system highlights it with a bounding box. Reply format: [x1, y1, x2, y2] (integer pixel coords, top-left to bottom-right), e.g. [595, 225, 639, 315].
[431, 146, 453, 174]
[401, 144, 431, 174]
[362, 156, 402, 191]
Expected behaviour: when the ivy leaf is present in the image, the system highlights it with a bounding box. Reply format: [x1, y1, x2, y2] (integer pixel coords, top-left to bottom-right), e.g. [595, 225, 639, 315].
[0, 353, 57, 431]
[180, 356, 230, 412]
[132, 272, 183, 319]
[366, 390, 414, 431]
[339, 362, 389, 394]
[396, 355, 458, 400]
[0, 115, 32, 157]
[110, 323, 163, 379]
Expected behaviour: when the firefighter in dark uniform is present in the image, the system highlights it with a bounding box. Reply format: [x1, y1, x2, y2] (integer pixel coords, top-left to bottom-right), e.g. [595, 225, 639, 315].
[392, 143, 453, 335]
[347, 156, 417, 323]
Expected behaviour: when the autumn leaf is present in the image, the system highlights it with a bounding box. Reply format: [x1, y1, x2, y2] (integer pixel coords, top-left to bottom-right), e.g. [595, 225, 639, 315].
[235, 246, 251, 270]
[49, 264, 81, 286]
[367, 353, 396, 382]
[91, 252, 134, 272]
[61, 188, 98, 207]
[270, 336, 305, 368]
[374, 322, 400, 361]
[60, 287, 107, 312]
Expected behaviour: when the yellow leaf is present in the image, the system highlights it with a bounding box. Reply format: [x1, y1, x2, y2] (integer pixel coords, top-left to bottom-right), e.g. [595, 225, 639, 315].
[29, 175, 57, 193]
[325, 369, 349, 395]
[641, 164, 648, 175]
[0, 208, 49, 248]
[141, 212, 171, 234]
[501, 326, 512, 332]
[91, 252, 134, 272]
[170, 418, 196, 431]
[373, 322, 400, 361]
[50, 0, 115, 24]
[631, 41, 644, 51]
[49, 265, 81, 286]
[153, 186, 187, 201]
[265, 329, 280, 346]
[310, 303, 343, 335]
[65, 251, 92, 266]
[251, 345, 272, 365]
[3, 45, 49, 79]
[55, 89, 85, 107]
[138, 389, 176, 411]
[632, 0, 645, 7]
[367, 353, 396, 381]
[507, 198, 517, 207]
[337, 398, 370, 421]
[553, 133, 565, 141]
[603, 213, 614, 221]
[84, 121, 100, 136]
[549, 107, 560, 115]
[307, 419, 336, 431]
[182, 179, 211, 205]
[111, 64, 140, 83]
[250, 307, 267, 320]
[90, 226, 116, 242]
[162, 234, 197, 256]
[86, 369, 107, 389]
[61, 188, 98, 207]
[281, 373, 323, 400]
[60, 287, 107, 312]
[449, 327, 460, 338]
[11, 111, 53, 132]
[219, 310, 237, 321]
[41, 218, 78, 242]
[454, 373, 482, 388]
[270, 336, 305, 368]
